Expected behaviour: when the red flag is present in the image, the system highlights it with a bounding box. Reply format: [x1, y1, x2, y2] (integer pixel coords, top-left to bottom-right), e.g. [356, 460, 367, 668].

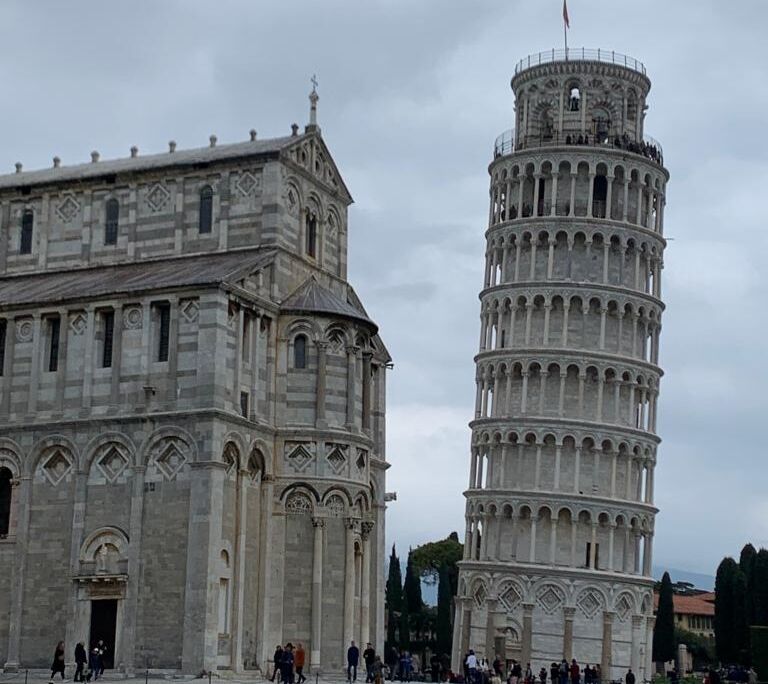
[563, 0, 570, 29]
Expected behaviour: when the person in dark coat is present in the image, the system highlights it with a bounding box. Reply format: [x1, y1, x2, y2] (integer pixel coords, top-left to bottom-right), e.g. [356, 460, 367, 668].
[281, 643, 295, 684]
[89, 646, 101, 681]
[95, 640, 107, 677]
[347, 640, 360, 682]
[271, 645, 284, 683]
[625, 669, 635, 684]
[74, 642, 87, 682]
[50, 641, 66, 681]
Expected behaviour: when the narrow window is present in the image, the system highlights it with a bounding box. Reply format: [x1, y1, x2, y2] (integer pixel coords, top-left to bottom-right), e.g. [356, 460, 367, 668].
[20, 210, 33, 255]
[294, 334, 307, 369]
[241, 314, 250, 363]
[305, 211, 317, 257]
[0, 467, 12, 537]
[199, 186, 213, 234]
[48, 316, 61, 372]
[102, 310, 115, 368]
[157, 303, 171, 362]
[0, 320, 6, 377]
[105, 198, 119, 246]
[240, 391, 249, 418]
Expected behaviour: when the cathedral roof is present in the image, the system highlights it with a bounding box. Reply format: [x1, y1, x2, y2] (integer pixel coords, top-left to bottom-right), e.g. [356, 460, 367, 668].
[281, 276, 376, 331]
[0, 248, 273, 308]
[0, 134, 305, 190]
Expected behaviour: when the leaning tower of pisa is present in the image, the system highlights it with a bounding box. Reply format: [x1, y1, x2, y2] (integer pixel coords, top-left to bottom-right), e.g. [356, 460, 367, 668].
[453, 49, 668, 680]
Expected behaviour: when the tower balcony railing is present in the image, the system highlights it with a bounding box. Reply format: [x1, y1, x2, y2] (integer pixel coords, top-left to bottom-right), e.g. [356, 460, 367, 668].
[514, 48, 646, 76]
[493, 128, 663, 166]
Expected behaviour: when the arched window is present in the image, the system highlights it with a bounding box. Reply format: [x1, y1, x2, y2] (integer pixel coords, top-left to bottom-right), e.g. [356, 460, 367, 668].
[627, 91, 637, 121]
[0, 467, 12, 537]
[105, 198, 119, 246]
[305, 210, 317, 258]
[592, 176, 608, 218]
[20, 210, 33, 255]
[293, 334, 307, 369]
[199, 186, 213, 234]
[568, 85, 581, 112]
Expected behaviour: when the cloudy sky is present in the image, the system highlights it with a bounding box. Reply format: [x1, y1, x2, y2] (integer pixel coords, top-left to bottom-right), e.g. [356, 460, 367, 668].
[1, 1, 766, 582]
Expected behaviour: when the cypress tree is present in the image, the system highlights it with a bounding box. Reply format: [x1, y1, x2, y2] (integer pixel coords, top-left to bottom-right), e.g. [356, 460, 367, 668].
[386, 545, 403, 649]
[436, 563, 453, 656]
[741, 544, 758, 625]
[404, 549, 423, 614]
[399, 599, 410, 650]
[735, 567, 751, 665]
[753, 549, 768, 626]
[653, 571, 675, 663]
[715, 557, 738, 663]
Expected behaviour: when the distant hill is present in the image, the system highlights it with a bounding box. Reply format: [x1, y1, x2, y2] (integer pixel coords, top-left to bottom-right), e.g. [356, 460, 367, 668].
[653, 565, 715, 590]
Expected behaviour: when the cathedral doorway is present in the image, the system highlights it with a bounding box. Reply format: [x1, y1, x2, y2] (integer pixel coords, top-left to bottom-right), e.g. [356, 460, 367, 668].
[89, 599, 117, 669]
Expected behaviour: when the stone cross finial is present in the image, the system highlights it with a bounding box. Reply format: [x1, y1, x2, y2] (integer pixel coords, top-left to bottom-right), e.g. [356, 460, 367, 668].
[53, 157, 61, 169]
[291, 123, 299, 136]
[249, 129, 257, 141]
[308, 75, 319, 128]
[130, 146, 138, 158]
[209, 135, 217, 148]
[91, 151, 100, 163]
[14, 162, 22, 173]
[168, 140, 177, 153]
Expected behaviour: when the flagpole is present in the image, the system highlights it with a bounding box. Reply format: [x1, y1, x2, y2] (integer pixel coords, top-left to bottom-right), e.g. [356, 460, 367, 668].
[564, 20, 568, 60]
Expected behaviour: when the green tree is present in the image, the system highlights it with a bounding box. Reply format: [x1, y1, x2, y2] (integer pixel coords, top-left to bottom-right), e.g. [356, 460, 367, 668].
[741, 543, 758, 625]
[653, 571, 675, 663]
[436, 563, 453, 656]
[399, 600, 410, 650]
[734, 566, 751, 664]
[716, 557, 750, 664]
[386, 546, 403, 649]
[404, 549, 423, 614]
[752, 549, 768, 626]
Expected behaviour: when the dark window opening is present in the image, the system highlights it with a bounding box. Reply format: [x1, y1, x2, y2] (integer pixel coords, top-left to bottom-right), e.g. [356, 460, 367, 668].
[105, 199, 119, 246]
[241, 314, 250, 363]
[537, 177, 547, 215]
[294, 334, 307, 369]
[157, 304, 171, 362]
[0, 320, 6, 377]
[585, 542, 600, 569]
[0, 467, 12, 537]
[305, 211, 317, 257]
[592, 176, 608, 218]
[199, 186, 213, 234]
[240, 391, 249, 418]
[102, 311, 115, 368]
[89, 599, 117, 669]
[20, 210, 33, 255]
[48, 317, 61, 372]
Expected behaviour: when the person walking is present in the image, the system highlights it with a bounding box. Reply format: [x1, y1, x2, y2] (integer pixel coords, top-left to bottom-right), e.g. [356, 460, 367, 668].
[271, 645, 284, 683]
[50, 641, 66, 682]
[625, 669, 635, 684]
[74, 642, 87, 682]
[364, 643, 376, 683]
[374, 656, 385, 684]
[294, 643, 306, 684]
[569, 660, 580, 684]
[281, 643, 295, 684]
[88, 646, 100, 681]
[348, 640, 360, 682]
[466, 650, 478, 684]
[95, 640, 107, 678]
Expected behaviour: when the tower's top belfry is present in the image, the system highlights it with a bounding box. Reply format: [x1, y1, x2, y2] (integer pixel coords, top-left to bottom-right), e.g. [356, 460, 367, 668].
[502, 49, 660, 163]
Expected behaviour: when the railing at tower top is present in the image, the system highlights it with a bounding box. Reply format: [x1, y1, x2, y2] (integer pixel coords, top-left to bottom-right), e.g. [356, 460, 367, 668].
[493, 128, 664, 166]
[514, 48, 647, 76]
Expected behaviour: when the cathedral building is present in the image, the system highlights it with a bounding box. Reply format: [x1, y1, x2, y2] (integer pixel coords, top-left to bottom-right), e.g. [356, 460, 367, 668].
[0, 91, 389, 674]
[453, 49, 668, 679]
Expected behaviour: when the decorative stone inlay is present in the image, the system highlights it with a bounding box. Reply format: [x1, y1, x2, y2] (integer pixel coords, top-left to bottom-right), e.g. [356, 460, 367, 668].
[473, 583, 488, 608]
[536, 584, 565, 614]
[286, 492, 312, 515]
[15, 318, 33, 343]
[180, 299, 199, 323]
[123, 306, 142, 330]
[355, 449, 367, 471]
[286, 444, 314, 472]
[235, 171, 260, 197]
[69, 312, 87, 335]
[145, 183, 171, 212]
[616, 593, 634, 621]
[499, 583, 523, 611]
[326, 494, 345, 517]
[223, 444, 238, 476]
[56, 194, 81, 222]
[326, 445, 347, 474]
[577, 589, 603, 619]
[42, 448, 73, 486]
[153, 439, 188, 481]
[284, 185, 300, 217]
[97, 445, 130, 483]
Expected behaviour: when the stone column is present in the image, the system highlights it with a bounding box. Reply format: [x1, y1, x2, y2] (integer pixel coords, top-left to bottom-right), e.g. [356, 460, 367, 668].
[562, 607, 575, 661]
[460, 597, 473, 662]
[360, 521, 374, 648]
[520, 603, 534, 667]
[232, 468, 249, 672]
[345, 345, 359, 430]
[250, 313, 261, 420]
[315, 341, 328, 427]
[630, 616, 642, 673]
[601, 611, 614, 679]
[343, 518, 357, 659]
[485, 596, 498, 659]
[4, 475, 31, 671]
[65, 470, 88, 669]
[362, 351, 373, 431]
[311, 517, 325, 670]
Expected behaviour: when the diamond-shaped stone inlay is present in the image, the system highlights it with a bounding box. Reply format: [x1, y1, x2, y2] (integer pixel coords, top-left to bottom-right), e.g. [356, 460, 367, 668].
[616, 593, 634, 621]
[326, 446, 346, 474]
[577, 590, 602, 619]
[473, 583, 487, 608]
[180, 299, 199, 323]
[235, 172, 260, 197]
[326, 495, 345, 517]
[97, 445, 129, 483]
[536, 584, 564, 614]
[42, 448, 72, 486]
[356, 449, 367, 470]
[499, 584, 522, 611]
[286, 492, 312, 516]
[286, 445, 313, 472]
[145, 183, 171, 212]
[155, 440, 188, 480]
[56, 194, 81, 222]
[69, 312, 87, 335]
